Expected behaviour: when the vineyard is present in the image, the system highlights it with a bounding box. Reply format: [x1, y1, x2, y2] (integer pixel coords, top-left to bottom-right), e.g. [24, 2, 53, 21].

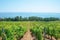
[0, 21, 60, 40]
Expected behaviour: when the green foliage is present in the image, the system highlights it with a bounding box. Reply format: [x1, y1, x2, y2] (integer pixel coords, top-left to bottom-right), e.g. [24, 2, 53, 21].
[0, 22, 27, 40]
[0, 21, 60, 40]
[31, 25, 43, 40]
[30, 21, 60, 40]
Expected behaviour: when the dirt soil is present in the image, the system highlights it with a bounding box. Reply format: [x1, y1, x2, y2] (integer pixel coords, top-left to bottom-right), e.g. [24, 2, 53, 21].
[0, 37, 2, 40]
[21, 22, 35, 40]
[21, 30, 34, 40]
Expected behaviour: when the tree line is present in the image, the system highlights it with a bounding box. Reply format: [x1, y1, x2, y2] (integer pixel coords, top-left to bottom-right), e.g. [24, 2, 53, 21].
[0, 16, 60, 21]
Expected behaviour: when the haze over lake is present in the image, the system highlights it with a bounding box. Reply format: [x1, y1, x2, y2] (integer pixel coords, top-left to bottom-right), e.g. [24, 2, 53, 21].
[0, 12, 60, 18]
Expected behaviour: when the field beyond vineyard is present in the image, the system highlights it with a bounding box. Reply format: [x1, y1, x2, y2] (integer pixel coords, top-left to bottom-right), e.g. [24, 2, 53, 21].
[0, 21, 60, 40]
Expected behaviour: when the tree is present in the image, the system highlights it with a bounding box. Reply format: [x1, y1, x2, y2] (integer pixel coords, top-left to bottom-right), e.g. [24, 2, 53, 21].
[14, 16, 20, 21]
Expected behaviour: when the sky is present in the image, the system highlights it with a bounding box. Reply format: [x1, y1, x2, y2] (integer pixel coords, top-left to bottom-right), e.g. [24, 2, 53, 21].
[0, 0, 60, 13]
